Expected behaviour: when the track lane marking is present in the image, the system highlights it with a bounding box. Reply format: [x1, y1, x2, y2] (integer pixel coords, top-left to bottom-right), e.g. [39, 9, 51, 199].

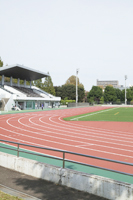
[42, 115, 133, 140]
[75, 144, 94, 147]
[5, 116, 99, 149]
[0, 108, 133, 161]
[6, 114, 133, 150]
[59, 116, 133, 136]
[1, 131, 133, 159]
[4, 115, 133, 154]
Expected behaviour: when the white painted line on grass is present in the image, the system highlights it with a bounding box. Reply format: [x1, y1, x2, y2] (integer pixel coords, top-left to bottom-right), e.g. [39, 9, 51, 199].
[70, 107, 118, 121]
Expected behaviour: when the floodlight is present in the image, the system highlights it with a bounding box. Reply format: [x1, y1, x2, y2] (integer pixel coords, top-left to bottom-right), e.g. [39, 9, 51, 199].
[125, 75, 127, 105]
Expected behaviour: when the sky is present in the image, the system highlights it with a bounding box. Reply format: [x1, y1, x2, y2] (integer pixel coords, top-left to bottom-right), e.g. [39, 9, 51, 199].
[0, 0, 133, 91]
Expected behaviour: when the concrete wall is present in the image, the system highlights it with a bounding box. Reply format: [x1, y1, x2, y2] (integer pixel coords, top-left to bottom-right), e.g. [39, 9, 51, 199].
[5, 94, 15, 111]
[0, 151, 133, 200]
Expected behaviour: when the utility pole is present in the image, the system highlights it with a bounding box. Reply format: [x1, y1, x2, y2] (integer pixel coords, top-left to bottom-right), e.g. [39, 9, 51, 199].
[125, 75, 127, 105]
[76, 69, 79, 105]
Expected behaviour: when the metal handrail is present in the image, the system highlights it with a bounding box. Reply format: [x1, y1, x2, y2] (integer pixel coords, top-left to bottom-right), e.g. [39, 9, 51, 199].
[0, 139, 133, 176]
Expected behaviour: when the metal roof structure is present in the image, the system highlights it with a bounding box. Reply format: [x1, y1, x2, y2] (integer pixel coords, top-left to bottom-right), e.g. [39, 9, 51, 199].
[0, 64, 49, 81]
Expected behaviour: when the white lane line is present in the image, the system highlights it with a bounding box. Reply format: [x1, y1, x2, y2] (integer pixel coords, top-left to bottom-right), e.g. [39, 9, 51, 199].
[59, 116, 133, 136]
[1, 129, 133, 159]
[1, 114, 133, 159]
[59, 115, 133, 137]
[4, 114, 133, 152]
[0, 132, 60, 150]
[75, 144, 94, 147]
[36, 116, 133, 147]
[0, 122, 84, 150]
[18, 115, 133, 151]
[5, 116, 97, 148]
[70, 107, 118, 120]
[17, 115, 133, 153]
[40, 115, 133, 141]
[49, 115, 133, 142]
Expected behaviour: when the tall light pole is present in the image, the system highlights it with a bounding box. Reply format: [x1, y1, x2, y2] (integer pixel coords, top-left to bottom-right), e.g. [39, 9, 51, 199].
[76, 69, 79, 105]
[125, 75, 127, 105]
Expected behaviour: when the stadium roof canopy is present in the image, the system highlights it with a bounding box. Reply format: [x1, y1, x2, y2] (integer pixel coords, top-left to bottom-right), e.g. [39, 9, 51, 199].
[0, 64, 49, 81]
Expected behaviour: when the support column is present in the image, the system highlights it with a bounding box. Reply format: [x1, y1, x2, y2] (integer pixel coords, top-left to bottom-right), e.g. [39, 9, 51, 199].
[17, 78, 20, 87]
[76, 69, 79, 105]
[16, 101, 18, 107]
[30, 81, 32, 88]
[24, 101, 26, 110]
[2, 75, 4, 86]
[10, 77, 13, 86]
[24, 80, 26, 87]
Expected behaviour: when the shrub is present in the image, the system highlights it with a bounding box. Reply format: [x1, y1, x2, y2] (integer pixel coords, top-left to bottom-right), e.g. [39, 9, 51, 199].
[61, 99, 76, 105]
[88, 97, 95, 105]
[116, 99, 121, 105]
[100, 97, 104, 104]
[130, 100, 133, 105]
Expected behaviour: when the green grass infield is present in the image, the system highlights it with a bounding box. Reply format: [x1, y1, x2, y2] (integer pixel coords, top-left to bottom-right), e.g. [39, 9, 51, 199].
[0, 191, 23, 200]
[64, 107, 133, 122]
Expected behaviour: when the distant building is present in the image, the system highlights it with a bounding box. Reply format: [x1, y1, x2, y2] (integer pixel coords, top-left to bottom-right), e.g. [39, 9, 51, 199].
[97, 79, 119, 89]
[117, 85, 125, 91]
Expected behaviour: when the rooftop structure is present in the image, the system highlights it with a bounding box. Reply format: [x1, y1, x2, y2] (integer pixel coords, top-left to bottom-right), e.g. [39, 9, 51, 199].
[0, 64, 49, 81]
[0, 64, 61, 111]
[97, 79, 119, 88]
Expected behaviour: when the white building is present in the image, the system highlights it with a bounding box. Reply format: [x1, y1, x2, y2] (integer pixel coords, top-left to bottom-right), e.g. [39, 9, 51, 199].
[97, 79, 119, 88]
[0, 64, 61, 111]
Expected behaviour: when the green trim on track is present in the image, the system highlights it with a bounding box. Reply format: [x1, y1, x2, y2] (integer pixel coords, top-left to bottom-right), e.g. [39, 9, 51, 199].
[0, 107, 70, 115]
[0, 105, 91, 115]
[64, 107, 133, 122]
[0, 143, 133, 184]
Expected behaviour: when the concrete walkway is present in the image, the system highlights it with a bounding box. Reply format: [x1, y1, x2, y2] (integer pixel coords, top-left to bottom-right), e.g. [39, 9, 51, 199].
[0, 166, 108, 200]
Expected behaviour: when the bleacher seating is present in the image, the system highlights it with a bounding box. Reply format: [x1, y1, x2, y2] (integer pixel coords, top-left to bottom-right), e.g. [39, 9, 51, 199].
[13, 86, 43, 98]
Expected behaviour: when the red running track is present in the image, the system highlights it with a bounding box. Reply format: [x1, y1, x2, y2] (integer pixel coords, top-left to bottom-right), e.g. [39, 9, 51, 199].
[0, 106, 133, 174]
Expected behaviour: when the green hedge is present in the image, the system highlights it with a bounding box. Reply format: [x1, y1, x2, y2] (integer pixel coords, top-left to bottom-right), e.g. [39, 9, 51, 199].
[61, 99, 76, 105]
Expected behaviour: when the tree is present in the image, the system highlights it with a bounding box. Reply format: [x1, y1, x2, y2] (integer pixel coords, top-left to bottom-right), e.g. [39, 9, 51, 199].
[54, 84, 85, 101]
[121, 89, 125, 102]
[121, 87, 133, 103]
[114, 88, 122, 101]
[87, 86, 103, 103]
[82, 91, 89, 102]
[0, 57, 3, 81]
[78, 85, 85, 102]
[0, 57, 3, 67]
[64, 75, 85, 101]
[65, 75, 84, 87]
[126, 87, 133, 102]
[33, 79, 43, 89]
[61, 84, 76, 100]
[100, 96, 104, 104]
[104, 86, 117, 102]
[65, 75, 79, 85]
[88, 97, 95, 105]
[43, 73, 56, 96]
[54, 86, 63, 97]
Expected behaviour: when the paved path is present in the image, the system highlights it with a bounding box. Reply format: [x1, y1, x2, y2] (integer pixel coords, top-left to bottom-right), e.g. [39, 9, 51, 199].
[0, 166, 108, 200]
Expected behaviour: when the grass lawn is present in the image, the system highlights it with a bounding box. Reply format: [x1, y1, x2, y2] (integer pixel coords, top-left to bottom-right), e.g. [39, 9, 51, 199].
[64, 107, 133, 122]
[0, 191, 22, 200]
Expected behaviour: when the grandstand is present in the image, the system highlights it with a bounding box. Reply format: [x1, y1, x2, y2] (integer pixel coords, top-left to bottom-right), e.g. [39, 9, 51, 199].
[0, 64, 61, 111]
